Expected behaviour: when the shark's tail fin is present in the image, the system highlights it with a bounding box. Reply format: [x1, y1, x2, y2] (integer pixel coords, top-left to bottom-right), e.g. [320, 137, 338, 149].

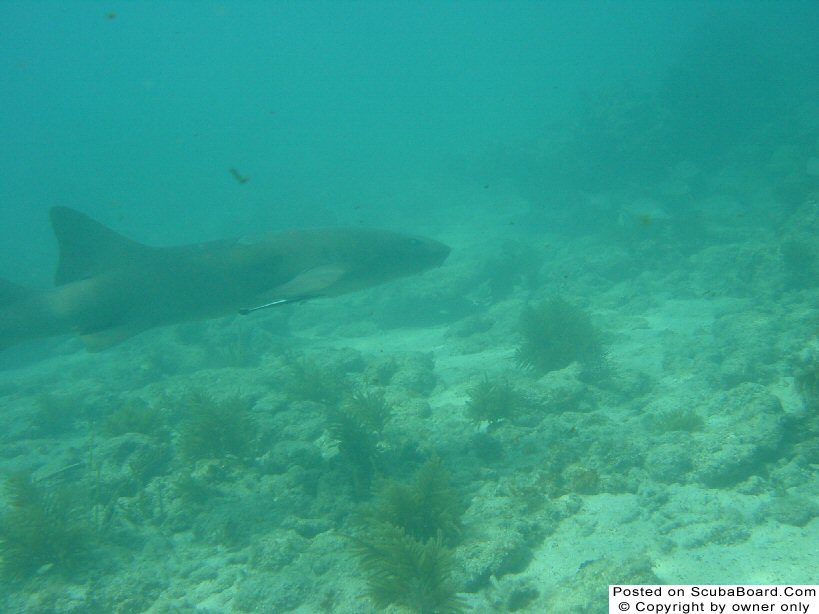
[0, 278, 36, 305]
[0, 278, 47, 351]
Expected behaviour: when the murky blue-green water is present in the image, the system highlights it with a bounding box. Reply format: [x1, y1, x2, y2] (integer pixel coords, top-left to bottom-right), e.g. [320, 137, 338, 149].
[1, 2, 817, 611]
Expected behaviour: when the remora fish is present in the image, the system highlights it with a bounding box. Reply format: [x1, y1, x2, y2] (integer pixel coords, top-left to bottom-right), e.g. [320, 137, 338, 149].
[0, 207, 450, 351]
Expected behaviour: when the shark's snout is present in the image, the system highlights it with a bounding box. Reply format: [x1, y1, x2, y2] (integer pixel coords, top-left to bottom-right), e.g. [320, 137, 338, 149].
[429, 239, 451, 266]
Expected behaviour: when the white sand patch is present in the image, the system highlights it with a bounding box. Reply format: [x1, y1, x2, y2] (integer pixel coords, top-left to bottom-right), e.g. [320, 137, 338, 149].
[654, 519, 819, 584]
[526, 493, 655, 586]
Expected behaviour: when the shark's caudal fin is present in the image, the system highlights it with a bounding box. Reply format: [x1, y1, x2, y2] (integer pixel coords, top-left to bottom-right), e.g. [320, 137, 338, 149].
[0, 278, 35, 306]
[0, 278, 43, 351]
[50, 206, 147, 285]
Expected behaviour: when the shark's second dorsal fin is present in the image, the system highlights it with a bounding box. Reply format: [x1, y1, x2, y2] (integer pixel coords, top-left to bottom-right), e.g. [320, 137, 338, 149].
[50, 207, 148, 285]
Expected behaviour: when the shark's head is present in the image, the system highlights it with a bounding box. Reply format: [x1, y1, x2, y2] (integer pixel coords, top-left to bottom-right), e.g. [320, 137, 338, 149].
[387, 233, 451, 272]
[355, 230, 450, 280]
[288, 228, 450, 299]
[242, 228, 450, 309]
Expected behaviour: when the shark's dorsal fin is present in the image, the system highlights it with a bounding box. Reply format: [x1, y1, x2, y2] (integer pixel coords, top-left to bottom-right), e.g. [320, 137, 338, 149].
[50, 207, 148, 285]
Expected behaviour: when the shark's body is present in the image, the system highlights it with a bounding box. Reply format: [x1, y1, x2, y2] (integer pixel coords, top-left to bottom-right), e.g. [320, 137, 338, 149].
[0, 207, 449, 351]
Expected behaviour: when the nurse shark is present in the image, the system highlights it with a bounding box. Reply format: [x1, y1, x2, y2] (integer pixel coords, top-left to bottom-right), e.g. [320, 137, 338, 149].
[0, 207, 449, 351]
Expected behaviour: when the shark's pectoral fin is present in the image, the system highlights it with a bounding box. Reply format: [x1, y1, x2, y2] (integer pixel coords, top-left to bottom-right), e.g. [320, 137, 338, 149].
[279, 265, 347, 297]
[79, 325, 145, 352]
[238, 265, 347, 316]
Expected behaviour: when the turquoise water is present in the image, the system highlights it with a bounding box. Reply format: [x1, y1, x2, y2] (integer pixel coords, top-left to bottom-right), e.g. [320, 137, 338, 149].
[1, 2, 817, 611]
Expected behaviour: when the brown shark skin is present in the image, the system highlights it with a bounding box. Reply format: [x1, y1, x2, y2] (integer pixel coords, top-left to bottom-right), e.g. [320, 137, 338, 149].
[1, 208, 450, 351]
